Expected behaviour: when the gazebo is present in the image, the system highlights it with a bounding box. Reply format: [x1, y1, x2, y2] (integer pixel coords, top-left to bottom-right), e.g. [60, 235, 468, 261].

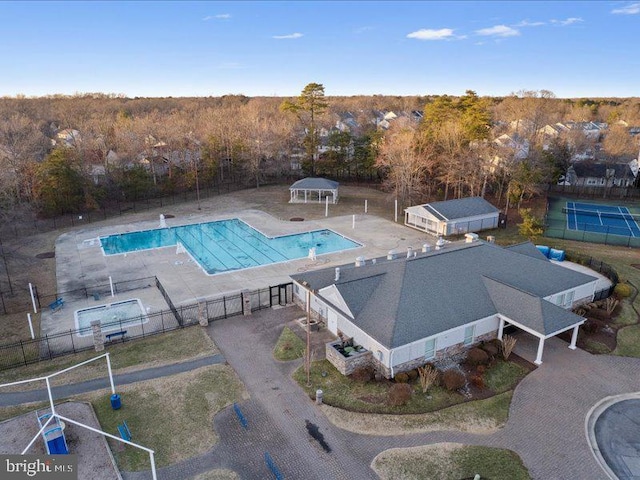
[289, 177, 339, 204]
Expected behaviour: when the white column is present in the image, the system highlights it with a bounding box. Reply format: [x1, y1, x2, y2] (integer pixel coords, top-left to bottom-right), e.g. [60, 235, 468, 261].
[569, 325, 580, 350]
[535, 337, 545, 365]
[304, 190, 307, 203]
[497, 317, 505, 340]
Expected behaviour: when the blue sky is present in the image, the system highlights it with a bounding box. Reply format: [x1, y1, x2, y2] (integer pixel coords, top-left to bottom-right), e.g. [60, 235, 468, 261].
[1, 1, 638, 98]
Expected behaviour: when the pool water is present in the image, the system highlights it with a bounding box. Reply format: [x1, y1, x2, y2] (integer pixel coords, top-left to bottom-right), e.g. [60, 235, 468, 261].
[100, 218, 361, 274]
[75, 299, 147, 336]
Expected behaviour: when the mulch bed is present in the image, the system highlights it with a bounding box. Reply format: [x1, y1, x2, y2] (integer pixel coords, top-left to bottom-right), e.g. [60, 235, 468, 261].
[290, 217, 304, 222]
[35, 252, 55, 259]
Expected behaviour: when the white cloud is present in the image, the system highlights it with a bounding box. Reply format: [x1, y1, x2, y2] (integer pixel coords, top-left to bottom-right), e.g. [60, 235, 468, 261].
[203, 14, 231, 21]
[611, 3, 640, 14]
[551, 17, 583, 26]
[406, 28, 456, 40]
[514, 20, 546, 27]
[475, 25, 520, 37]
[272, 32, 303, 39]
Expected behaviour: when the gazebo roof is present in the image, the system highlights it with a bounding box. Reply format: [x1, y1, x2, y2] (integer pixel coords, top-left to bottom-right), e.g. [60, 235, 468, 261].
[289, 177, 339, 190]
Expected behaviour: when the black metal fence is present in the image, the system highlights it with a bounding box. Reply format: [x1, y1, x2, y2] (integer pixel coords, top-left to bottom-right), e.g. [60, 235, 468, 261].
[0, 283, 285, 371]
[564, 252, 619, 301]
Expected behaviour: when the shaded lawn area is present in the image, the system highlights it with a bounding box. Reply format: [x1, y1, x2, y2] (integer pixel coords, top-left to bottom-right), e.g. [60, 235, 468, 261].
[294, 358, 528, 415]
[91, 364, 247, 470]
[0, 326, 217, 391]
[273, 326, 305, 361]
[373, 443, 530, 480]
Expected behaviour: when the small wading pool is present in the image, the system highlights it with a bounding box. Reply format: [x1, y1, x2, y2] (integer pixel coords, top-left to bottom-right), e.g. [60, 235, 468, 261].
[74, 299, 147, 337]
[100, 218, 362, 275]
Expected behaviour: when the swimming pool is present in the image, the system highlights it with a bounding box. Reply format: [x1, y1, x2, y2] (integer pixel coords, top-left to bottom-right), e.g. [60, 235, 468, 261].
[75, 299, 147, 337]
[100, 218, 361, 274]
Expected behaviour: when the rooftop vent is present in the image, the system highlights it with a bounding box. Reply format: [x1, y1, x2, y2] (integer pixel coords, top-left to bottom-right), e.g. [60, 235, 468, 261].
[406, 247, 413, 259]
[422, 243, 431, 253]
[355, 256, 366, 267]
[435, 237, 446, 250]
[334, 267, 340, 281]
[387, 249, 397, 260]
[487, 235, 496, 243]
[465, 233, 479, 243]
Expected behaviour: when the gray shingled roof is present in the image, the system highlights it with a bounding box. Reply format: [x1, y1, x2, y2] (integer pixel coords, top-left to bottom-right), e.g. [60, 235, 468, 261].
[504, 242, 550, 261]
[291, 241, 595, 349]
[423, 197, 499, 220]
[482, 277, 584, 335]
[290, 177, 339, 190]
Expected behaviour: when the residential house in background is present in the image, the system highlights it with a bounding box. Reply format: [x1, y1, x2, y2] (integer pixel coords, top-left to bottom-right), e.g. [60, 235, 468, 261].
[569, 161, 637, 188]
[291, 240, 597, 376]
[404, 197, 500, 236]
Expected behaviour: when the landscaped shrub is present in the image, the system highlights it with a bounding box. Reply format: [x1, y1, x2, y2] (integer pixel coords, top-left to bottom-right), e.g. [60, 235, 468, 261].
[387, 383, 412, 406]
[614, 283, 632, 298]
[350, 366, 374, 383]
[466, 347, 489, 366]
[394, 372, 409, 383]
[582, 319, 600, 335]
[587, 308, 611, 320]
[480, 342, 499, 358]
[476, 364, 486, 375]
[406, 369, 419, 382]
[605, 297, 619, 315]
[470, 375, 485, 389]
[442, 369, 466, 391]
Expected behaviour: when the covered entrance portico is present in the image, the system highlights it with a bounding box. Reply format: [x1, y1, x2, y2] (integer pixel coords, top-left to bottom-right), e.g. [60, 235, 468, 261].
[498, 314, 584, 365]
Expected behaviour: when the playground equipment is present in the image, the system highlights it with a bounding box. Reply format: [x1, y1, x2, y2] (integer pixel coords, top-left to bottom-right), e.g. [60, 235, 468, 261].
[37, 411, 69, 454]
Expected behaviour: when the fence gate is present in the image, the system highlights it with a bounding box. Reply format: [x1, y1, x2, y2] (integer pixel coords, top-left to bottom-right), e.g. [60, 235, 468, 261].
[270, 283, 293, 307]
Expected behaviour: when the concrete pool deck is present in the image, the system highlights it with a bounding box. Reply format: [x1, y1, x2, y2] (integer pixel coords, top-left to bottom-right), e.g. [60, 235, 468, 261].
[55, 209, 437, 309]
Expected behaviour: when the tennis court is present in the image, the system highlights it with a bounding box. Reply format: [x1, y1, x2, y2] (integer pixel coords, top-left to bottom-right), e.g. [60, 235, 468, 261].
[565, 201, 640, 237]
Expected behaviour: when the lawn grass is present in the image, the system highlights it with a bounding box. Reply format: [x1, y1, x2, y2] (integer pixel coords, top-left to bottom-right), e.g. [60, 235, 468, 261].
[322, 391, 512, 435]
[273, 326, 305, 361]
[584, 339, 612, 354]
[91, 364, 247, 471]
[188, 471, 239, 480]
[613, 324, 640, 357]
[0, 326, 217, 390]
[484, 359, 529, 393]
[373, 443, 530, 480]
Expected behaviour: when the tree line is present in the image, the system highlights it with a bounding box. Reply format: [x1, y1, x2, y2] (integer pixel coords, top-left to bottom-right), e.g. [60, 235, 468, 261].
[0, 88, 639, 220]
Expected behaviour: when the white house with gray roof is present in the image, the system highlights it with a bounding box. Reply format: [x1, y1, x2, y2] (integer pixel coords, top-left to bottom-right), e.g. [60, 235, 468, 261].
[291, 240, 598, 377]
[405, 197, 500, 236]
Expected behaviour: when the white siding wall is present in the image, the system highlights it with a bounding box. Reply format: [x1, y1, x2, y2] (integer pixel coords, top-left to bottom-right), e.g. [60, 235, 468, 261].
[544, 282, 597, 307]
[391, 315, 499, 367]
[445, 213, 499, 235]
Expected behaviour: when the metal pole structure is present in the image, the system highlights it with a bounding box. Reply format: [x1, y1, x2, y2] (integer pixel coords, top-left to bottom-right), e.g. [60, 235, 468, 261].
[27, 313, 35, 339]
[352, 214, 355, 229]
[306, 288, 311, 387]
[325, 195, 328, 217]
[1, 246, 12, 295]
[364, 199, 368, 214]
[394, 198, 398, 223]
[150, 451, 158, 480]
[29, 283, 37, 313]
[45, 377, 55, 415]
[109, 276, 115, 297]
[106, 353, 116, 394]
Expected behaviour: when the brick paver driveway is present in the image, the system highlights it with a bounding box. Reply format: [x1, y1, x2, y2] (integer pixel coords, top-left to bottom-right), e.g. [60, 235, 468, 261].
[139, 307, 640, 480]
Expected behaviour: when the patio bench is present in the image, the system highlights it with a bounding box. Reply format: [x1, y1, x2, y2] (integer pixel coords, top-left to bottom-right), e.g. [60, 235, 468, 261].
[48, 298, 64, 312]
[105, 330, 127, 342]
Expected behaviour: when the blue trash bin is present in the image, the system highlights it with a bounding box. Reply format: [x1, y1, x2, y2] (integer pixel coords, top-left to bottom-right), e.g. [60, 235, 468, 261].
[110, 393, 121, 410]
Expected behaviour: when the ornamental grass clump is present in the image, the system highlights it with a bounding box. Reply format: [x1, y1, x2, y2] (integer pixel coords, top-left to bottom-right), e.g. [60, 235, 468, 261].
[500, 335, 517, 360]
[417, 364, 439, 393]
